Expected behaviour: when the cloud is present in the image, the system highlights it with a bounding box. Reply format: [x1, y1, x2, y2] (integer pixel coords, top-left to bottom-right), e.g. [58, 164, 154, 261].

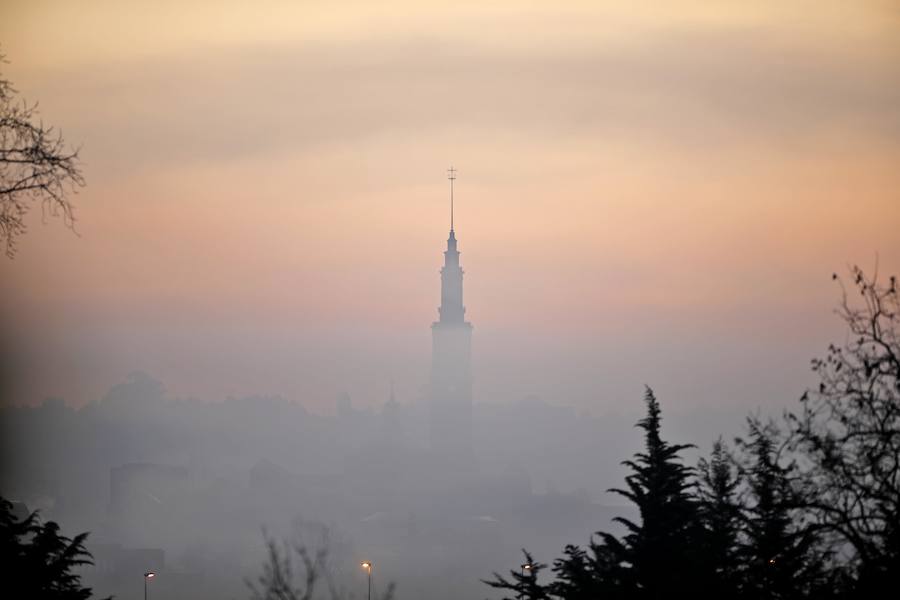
[17, 21, 898, 173]
[2, 1, 898, 410]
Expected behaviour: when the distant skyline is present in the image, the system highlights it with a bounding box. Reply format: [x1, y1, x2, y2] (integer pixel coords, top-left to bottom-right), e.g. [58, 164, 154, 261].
[1, 1, 899, 414]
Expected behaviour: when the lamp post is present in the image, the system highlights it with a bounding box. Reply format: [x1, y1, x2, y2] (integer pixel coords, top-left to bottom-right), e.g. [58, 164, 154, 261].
[518, 563, 533, 600]
[143, 572, 155, 600]
[360, 561, 372, 600]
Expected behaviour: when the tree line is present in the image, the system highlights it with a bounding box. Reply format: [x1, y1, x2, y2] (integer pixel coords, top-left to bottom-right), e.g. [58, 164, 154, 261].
[486, 267, 898, 600]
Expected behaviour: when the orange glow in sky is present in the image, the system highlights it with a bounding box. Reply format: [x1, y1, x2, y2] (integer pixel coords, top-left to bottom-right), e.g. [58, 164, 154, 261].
[2, 1, 899, 410]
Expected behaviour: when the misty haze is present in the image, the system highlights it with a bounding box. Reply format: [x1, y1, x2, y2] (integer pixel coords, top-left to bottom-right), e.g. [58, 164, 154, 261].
[2, 2, 899, 600]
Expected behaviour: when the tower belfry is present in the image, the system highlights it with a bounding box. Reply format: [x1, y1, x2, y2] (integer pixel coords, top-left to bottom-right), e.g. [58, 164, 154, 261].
[430, 167, 473, 461]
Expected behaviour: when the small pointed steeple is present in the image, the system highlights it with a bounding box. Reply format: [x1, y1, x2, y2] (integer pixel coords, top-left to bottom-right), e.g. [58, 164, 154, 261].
[448, 166, 457, 234]
[437, 166, 466, 325]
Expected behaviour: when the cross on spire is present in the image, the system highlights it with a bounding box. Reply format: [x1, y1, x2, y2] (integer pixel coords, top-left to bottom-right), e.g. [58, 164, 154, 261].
[447, 166, 457, 232]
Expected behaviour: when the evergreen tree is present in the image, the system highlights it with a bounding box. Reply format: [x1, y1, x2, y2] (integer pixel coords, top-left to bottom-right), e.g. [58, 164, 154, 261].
[483, 551, 551, 600]
[484, 388, 699, 600]
[549, 539, 633, 600]
[0, 495, 106, 600]
[485, 268, 900, 598]
[696, 438, 743, 597]
[606, 387, 700, 599]
[735, 420, 827, 600]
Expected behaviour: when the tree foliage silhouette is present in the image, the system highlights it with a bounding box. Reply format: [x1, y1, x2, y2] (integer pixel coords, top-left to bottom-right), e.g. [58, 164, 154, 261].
[485, 266, 898, 600]
[247, 529, 395, 600]
[1, 52, 84, 257]
[550, 541, 632, 600]
[787, 266, 900, 593]
[485, 388, 701, 600]
[696, 437, 742, 597]
[735, 420, 828, 600]
[483, 550, 550, 600]
[605, 387, 700, 598]
[0, 495, 106, 600]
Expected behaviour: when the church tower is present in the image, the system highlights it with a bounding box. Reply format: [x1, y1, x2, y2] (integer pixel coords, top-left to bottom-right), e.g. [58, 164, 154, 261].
[430, 167, 473, 460]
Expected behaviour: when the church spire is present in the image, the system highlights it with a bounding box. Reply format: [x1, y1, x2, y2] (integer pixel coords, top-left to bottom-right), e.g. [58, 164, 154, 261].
[438, 167, 465, 324]
[430, 166, 473, 462]
[448, 165, 457, 233]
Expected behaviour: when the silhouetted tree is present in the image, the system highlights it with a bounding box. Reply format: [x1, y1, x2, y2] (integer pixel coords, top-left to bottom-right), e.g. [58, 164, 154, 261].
[485, 542, 633, 599]
[787, 267, 900, 593]
[605, 387, 701, 599]
[487, 388, 701, 600]
[484, 269, 900, 599]
[696, 438, 742, 597]
[247, 532, 328, 600]
[735, 420, 829, 600]
[0, 495, 106, 599]
[247, 529, 394, 600]
[1, 52, 84, 257]
[550, 540, 632, 600]
[483, 550, 551, 600]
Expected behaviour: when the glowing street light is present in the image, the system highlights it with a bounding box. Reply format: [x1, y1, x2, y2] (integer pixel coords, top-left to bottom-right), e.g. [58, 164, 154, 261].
[518, 564, 534, 600]
[360, 560, 373, 600]
[143, 572, 156, 600]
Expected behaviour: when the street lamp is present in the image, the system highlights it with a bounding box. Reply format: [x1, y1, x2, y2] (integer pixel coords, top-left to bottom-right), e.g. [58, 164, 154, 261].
[360, 560, 372, 600]
[143, 572, 155, 600]
[518, 564, 533, 600]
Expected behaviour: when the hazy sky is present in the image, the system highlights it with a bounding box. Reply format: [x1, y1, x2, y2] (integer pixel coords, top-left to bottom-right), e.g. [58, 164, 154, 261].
[2, 1, 899, 414]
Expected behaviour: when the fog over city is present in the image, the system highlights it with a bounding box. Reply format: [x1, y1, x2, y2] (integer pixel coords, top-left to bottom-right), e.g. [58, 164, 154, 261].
[2, 2, 899, 599]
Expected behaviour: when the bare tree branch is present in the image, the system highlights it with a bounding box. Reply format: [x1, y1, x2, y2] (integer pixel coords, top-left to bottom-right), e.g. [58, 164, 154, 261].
[1, 51, 84, 258]
[247, 526, 395, 600]
[787, 266, 900, 582]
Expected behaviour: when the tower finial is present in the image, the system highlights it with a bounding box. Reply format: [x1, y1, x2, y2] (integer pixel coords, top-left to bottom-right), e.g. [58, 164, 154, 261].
[447, 166, 457, 232]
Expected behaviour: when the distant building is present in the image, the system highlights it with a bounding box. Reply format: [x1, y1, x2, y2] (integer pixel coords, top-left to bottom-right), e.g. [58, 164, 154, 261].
[109, 463, 189, 515]
[336, 391, 354, 419]
[382, 380, 402, 445]
[89, 543, 165, 579]
[430, 167, 473, 461]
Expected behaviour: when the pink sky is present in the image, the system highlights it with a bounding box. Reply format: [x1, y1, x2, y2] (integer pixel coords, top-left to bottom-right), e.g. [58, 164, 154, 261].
[2, 1, 899, 412]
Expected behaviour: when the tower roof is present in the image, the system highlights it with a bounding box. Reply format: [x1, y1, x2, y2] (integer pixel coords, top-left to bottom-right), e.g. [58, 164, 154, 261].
[447, 165, 457, 233]
[436, 166, 468, 326]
